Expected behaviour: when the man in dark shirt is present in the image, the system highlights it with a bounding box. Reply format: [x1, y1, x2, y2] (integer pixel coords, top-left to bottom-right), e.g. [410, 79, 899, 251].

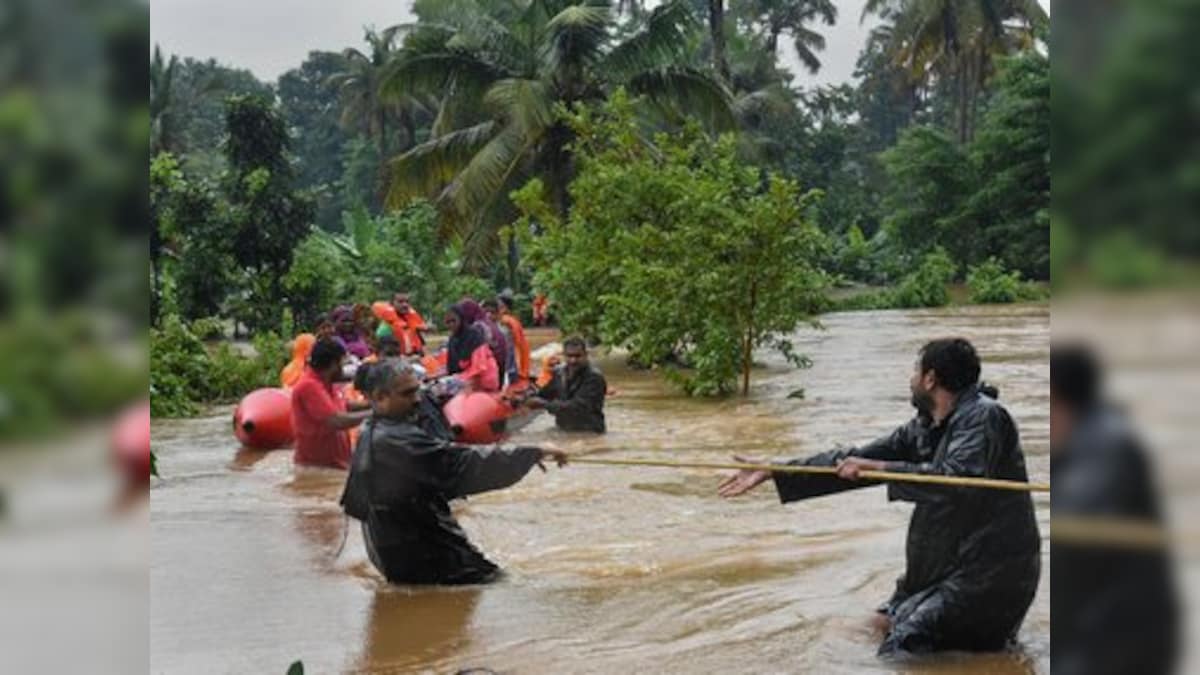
[341, 360, 567, 585]
[526, 336, 607, 433]
[718, 338, 1041, 657]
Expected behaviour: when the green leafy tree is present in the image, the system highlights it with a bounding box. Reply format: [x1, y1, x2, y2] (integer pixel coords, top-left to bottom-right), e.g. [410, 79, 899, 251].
[278, 51, 353, 230]
[517, 92, 828, 396]
[151, 153, 236, 321]
[964, 50, 1049, 279]
[163, 58, 272, 176]
[879, 125, 975, 265]
[222, 96, 316, 333]
[384, 0, 734, 265]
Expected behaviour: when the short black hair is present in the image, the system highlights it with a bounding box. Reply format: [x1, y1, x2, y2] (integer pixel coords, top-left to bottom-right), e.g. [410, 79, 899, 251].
[354, 359, 416, 396]
[1051, 343, 1101, 409]
[310, 338, 346, 370]
[482, 299, 499, 311]
[563, 336, 587, 352]
[377, 335, 402, 357]
[918, 338, 980, 393]
[498, 292, 515, 309]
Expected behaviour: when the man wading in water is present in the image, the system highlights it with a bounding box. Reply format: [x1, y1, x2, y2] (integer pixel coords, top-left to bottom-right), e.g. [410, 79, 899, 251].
[340, 359, 568, 585]
[718, 338, 1041, 657]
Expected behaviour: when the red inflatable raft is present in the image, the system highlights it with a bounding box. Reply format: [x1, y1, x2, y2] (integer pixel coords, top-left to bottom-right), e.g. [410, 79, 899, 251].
[442, 390, 538, 444]
[233, 388, 294, 450]
[112, 401, 151, 484]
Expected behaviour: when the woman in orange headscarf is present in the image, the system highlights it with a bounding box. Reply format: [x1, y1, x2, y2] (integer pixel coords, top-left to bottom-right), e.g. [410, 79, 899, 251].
[281, 333, 317, 388]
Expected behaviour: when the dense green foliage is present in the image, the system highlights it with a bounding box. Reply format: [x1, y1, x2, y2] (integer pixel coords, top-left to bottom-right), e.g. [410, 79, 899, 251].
[0, 314, 147, 438]
[878, 51, 1050, 281]
[150, 316, 287, 418]
[518, 93, 827, 395]
[150, 0, 1055, 408]
[284, 202, 491, 329]
[384, 0, 734, 264]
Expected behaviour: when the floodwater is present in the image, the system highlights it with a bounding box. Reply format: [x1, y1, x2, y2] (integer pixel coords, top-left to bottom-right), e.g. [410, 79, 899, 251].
[151, 305, 1050, 674]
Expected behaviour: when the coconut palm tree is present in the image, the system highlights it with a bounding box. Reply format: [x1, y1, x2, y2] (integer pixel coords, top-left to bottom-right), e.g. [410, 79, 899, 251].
[734, 0, 838, 74]
[862, 0, 1047, 142]
[382, 0, 734, 264]
[329, 28, 433, 158]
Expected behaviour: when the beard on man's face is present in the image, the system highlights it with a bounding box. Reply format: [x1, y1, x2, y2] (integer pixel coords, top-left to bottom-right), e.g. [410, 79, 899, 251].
[910, 383, 934, 415]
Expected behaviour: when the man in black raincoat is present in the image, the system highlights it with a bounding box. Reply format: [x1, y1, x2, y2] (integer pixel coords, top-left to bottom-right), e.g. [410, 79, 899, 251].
[718, 338, 1041, 657]
[341, 360, 567, 585]
[526, 336, 607, 433]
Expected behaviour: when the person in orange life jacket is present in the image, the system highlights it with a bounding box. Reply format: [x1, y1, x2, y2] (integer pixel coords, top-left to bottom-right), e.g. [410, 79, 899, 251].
[290, 338, 372, 469]
[495, 293, 531, 385]
[391, 292, 428, 356]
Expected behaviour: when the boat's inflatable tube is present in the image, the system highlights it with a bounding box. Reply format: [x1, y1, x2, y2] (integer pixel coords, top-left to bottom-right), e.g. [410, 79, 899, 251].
[442, 391, 519, 444]
[113, 401, 151, 484]
[233, 388, 294, 449]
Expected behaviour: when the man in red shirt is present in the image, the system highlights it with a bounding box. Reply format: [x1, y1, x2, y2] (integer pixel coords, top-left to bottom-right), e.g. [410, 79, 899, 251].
[291, 339, 371, 469]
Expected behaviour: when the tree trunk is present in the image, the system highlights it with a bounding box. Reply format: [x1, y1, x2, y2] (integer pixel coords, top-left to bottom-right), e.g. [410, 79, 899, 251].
[767, 27, 780, 57]
[507, 232, 520, 292]
[741, 280, 757, 396]
[956, 57, 970, 145]
[709, 0, 730, 83]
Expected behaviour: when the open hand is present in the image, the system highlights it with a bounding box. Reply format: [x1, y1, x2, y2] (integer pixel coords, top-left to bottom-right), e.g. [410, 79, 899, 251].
[717, 455, 772, 498]
[539, 443, 569, 469]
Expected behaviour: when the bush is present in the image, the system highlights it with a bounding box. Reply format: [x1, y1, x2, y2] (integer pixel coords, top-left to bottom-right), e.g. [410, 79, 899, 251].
[284, 202, 494, 333]
[151, 314, 288, 418]
[1087, 232, 1171, 289]
[0, 312, 147, 438]
[967, 258, 1023, 303]
[890, 248, 957, 308]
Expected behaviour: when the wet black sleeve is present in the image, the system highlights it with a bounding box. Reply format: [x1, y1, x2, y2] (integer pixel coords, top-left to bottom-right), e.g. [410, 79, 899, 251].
[884, 408, 1001, 503]
[444, 444, 544, 498]
[850, 421, 921, 462]
[536, 371, 563, 401]
[772, 422, 919, 503]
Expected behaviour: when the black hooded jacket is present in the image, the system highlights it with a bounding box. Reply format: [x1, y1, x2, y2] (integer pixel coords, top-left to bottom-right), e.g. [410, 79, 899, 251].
[772, 385, 1042, 655]
[340, 415, 543, 585]
[536, 364, 607, 433]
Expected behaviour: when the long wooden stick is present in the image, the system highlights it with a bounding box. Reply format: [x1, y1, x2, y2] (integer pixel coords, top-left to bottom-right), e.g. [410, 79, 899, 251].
[566, 456, 1050, 493]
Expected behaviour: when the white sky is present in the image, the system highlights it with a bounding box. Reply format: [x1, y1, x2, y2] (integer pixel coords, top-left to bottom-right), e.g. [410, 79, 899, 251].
[151, 0, 872, 87]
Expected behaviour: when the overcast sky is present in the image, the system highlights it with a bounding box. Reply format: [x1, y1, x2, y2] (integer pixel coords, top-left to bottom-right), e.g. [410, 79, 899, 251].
[151, 0, 876, 87]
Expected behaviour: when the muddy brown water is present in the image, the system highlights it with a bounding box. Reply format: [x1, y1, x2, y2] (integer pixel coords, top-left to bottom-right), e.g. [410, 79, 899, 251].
[151, 305, 1049, 674]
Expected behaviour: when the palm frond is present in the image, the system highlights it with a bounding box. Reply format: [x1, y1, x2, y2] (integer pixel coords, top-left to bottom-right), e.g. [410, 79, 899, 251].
[386, 121, 500, 209]
[381, 51, 510, 102]
[627, 67, 736, 132]
[541, 2, 612, 76]
[444, 122, 540, 227]
[792, 26, 827, 74]
[485, 78, 557, 136]
[600, 0, 696, 82]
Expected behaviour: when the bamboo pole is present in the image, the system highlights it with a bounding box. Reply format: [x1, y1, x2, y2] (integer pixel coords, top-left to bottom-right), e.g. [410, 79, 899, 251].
[566, 456, 1050, 493]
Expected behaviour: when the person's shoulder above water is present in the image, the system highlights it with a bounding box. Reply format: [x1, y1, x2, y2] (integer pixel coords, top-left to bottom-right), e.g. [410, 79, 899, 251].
[369, 414, 448, 452]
